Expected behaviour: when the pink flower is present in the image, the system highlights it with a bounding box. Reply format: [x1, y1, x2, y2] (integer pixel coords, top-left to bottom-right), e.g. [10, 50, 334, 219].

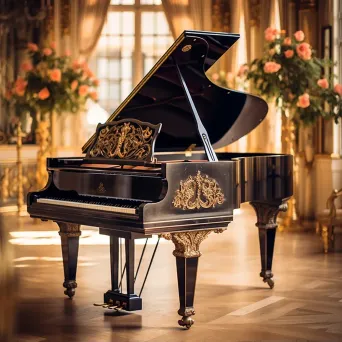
[263, 61, 281, 74]
[297, 93, 310, 108]
[14, 77, 27, 96]
[64, 50, 71, 57]
[72, 59, 85, 70]
[84, 66, 94, 78]
[15, 77, 27, 88]
[27, 42, 38, 52]
[93, 79, 100, 86]
[43, 48, 52, 56]
[38, 87, 50, 100]
[294, 30, 305, 42]
[78, 85, 89, 96]
[50, 41, 56, 49]
[15, 87, 25, 96]
[4, 89, 12, 101]
[71, 80, 78, 91]
[334, 84, 342, 96]
[264, 27, 278, 42]
[49, 68, 62, 82]
[283, 37, 292, 45]
[317, 78, 329, 89]
[90, 91, 98, 101]
[284, 50, 294, 58]
[211, 73, 219, 81]
[296, 43, 312, 60]
[21, 61, 33, 72]
[237, 65, 249, 77]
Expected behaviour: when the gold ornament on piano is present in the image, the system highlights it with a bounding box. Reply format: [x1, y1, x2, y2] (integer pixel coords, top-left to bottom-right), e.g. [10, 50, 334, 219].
[97, 182, 106, 194]
[88, 119, 162, 162]
[173, 171, 225, 210]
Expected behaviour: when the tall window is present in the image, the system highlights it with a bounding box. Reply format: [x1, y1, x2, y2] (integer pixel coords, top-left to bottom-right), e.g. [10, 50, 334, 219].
[91, 0, 173, 114]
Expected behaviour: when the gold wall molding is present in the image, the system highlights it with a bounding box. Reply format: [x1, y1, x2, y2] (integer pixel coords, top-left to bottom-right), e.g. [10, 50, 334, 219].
[0, 162, 36, 206]
[211, 0, 230, 32]
[35, 119, 50, 191]
[249, 0, 261, 26]
[61, 0, 71, 36]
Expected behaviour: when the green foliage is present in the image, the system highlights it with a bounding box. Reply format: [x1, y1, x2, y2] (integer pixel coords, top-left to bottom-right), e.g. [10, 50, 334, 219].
[245, 29, 342, 126]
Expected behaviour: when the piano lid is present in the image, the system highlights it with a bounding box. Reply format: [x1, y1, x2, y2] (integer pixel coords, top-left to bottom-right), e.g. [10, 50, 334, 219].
[82, 30, 268, 154]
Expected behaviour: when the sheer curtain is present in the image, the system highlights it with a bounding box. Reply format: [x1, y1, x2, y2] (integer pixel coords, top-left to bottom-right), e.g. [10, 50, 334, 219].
[77, 0, 111, 59]
[161, 0, 211, 38]
[60, 0, 110, 150]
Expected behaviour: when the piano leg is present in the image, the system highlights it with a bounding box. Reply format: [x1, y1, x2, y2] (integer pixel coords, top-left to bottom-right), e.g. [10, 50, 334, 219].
[162, 229, 225, 329]
[57, 222, 81, 298]
[250, 201, 288, 289]
[104, 237, 142, 311]
[110, 236, 120, 292]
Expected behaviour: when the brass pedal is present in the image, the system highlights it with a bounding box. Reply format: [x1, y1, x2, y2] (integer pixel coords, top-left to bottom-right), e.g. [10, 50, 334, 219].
[93, 303, 107, 307]
[107, 305, 119, 310]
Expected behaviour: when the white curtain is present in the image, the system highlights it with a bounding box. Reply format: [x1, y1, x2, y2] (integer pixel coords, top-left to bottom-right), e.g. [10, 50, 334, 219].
[246, 0, 282, 154]
[77, 0, 111, 59]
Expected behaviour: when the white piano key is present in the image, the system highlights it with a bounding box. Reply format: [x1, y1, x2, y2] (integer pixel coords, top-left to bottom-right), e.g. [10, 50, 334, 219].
[37, 198, 137, 215]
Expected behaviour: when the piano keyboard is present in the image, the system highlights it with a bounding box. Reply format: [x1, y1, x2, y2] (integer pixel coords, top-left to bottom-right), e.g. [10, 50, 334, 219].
[37, 196, 141, 215]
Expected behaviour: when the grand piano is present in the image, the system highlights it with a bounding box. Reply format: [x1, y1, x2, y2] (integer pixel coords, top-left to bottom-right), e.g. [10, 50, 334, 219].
[27, 30, 293, 329]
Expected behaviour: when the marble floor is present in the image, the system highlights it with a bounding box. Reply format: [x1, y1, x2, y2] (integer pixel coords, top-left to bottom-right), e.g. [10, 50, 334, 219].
[1, 204, 342, 342]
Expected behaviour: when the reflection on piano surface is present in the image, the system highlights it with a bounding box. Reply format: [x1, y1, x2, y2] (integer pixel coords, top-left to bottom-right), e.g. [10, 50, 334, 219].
[28, 30, 293, 329]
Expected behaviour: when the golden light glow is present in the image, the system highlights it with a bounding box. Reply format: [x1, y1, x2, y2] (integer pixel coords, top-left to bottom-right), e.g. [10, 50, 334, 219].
[9, 231, 162, 246]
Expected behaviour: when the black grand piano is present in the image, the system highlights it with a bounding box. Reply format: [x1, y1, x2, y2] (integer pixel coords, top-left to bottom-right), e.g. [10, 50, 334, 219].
[28, 30, 293, 329]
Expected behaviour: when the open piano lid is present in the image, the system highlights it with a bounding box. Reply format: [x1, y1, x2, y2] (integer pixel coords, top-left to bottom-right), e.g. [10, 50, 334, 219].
[82, 30, 268, 155]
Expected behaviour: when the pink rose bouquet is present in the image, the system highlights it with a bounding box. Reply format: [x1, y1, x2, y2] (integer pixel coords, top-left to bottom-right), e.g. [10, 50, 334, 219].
[2, 41, 99, 120]
[243, 28, 342, 125]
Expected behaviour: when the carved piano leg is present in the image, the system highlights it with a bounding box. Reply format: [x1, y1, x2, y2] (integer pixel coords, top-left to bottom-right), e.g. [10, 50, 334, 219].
[162, 229, 225, 329]
[57, 222, 81, 298]
[250, 202, 288, 289]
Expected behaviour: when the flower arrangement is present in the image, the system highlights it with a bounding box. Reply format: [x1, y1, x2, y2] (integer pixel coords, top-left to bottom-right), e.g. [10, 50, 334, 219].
[209, 68, 249, 92]
[3, 42, 99, 120]
[243, 28, 342, 125]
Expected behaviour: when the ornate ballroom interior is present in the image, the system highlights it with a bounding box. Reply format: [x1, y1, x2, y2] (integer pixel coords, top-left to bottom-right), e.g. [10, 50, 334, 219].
[1, 1, 342, 341]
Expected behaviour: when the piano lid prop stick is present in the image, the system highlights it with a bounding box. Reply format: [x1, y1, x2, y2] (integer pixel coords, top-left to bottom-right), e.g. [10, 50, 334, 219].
[118, 264, 126, 290]
[174, 61, 218, 162]
[120, 238, 123, 292]
[134, 238, 149, 282]
[118, 237, 149, 288]
[139, 236, 160, 297]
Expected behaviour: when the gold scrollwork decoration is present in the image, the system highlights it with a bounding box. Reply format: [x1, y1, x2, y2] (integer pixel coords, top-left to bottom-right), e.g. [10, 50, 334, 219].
[97, 182, 106, 194]
[161, 228, 226, 258]
[58, 222, 81, 238]
[172, 171, 225, 210]
[88, 119, 161, 162]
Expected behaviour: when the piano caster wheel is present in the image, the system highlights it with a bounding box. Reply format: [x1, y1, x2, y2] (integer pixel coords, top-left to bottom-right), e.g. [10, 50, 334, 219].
[178, 316, 194, 329]
[264, 278, 274, 289]
[64, 288, 76, 298]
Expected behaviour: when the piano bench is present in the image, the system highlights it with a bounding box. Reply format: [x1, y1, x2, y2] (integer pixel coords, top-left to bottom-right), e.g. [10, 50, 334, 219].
[104, 291, 142, 311]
